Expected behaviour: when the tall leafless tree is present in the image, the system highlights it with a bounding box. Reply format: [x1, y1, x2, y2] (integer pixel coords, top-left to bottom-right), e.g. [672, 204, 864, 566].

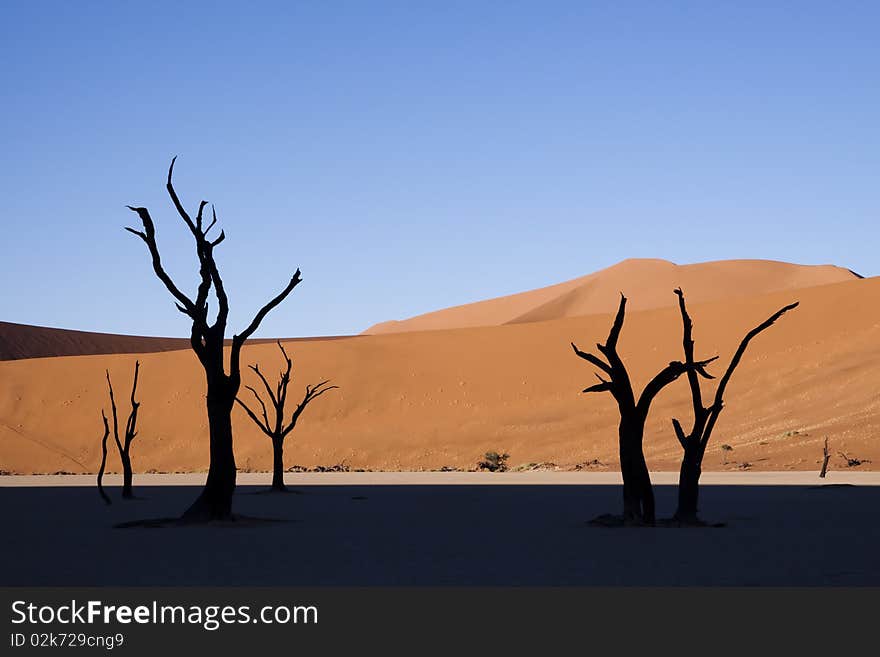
[235, 341, 338, 491]
[126, 158, 301, 520]
[105, 361, 141, 499]
[671, 288, 798, 524]
[572, 294, 716, 525]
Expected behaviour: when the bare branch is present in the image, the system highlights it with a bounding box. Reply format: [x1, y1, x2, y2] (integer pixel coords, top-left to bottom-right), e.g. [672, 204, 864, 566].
[237, 270, 303, 344]
[230, 269, 303, 378]
[235, 396, 273, 438]
[637, 356, 716, 418]
[196, 200, 208, 231]
[204, 205, 218, 236]
[249, 364, 279, 409]
[246, 385, 271, 430]
[606, 293, 627, 351]
[122, 361, 141, 450]
[672, 418, 687, 449]
[165, 156, 199, 237]
[105, 370, 123, 456]
[570, 342, 612, 374]
[582, 381, 613, 394]
[125, 206, 196, 314]
[675, 287, 705, 418]
[712, 302, 799, 408]
[275, 341, 293, 410]
[700, 301, 798, 448]
[285, 381, 338, 436]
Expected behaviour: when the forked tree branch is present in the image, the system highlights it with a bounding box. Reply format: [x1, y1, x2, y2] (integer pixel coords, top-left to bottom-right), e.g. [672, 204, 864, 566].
[249, 364, 279, 409]
[636, 355, 718, 419]
[285, 380, 339, 435]
[235, 342, 338, 441]
[235, 388, 274, 438]
[671, 287, 798, 452]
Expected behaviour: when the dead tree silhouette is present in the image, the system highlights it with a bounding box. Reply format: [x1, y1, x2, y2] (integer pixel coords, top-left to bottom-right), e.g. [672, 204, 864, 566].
[126, 158, 301, 520]
[572, 294, 716, 525]
[671, 288, 798, 524]
[105, 361, 141, 499]
[96, 411, 111, 505]
[235, 341, 338, 492]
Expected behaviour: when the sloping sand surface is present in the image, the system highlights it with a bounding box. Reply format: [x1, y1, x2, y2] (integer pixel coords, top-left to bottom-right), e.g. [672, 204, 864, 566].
[1, 275, 877, 475]
[0, 321, 192, 361]
[364, 259, 857, 334]
[0, 321, 353, 361]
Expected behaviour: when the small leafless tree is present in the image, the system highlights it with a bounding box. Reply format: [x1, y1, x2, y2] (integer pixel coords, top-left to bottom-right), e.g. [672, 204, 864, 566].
[572, 294, 715, 525]
[97, 411, 111, 505]
[126, 158, 301, 520]
[235, 341, 337, 492]
[671, 288, 797, 524]
[105, 361, 141, 499]
[820, 437, 831, 478]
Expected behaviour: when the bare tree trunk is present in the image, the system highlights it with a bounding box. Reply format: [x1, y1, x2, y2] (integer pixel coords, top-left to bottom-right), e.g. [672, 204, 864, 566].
[619, 422, 654, 523]
[183, 386, 237, 521]
[675, 446, 702, 523]
[97, 412, 111, 505]
[120, 453, 134, 499]
[272, 438, 287, 492]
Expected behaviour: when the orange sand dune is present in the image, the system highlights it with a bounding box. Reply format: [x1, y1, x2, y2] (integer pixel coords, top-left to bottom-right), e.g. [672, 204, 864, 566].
[1, 275, 877, 475]
[0, 321, 353, 362]
[364, 259, 858, 334]
[0, 322, 192, 361]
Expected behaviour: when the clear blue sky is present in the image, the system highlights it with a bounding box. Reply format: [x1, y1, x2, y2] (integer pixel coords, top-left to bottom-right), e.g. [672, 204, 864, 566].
[1, 1, 877, 338]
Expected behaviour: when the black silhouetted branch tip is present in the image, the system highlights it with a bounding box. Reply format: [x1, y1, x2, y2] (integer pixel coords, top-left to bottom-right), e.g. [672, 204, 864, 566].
[235, 341, 337, 491]
[97, 411, 111, 506]
[671, 287, 798, 523]
[126, 158, 303, 519]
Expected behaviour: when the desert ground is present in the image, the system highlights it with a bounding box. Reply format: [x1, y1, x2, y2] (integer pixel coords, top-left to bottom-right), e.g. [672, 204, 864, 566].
[1, 259, 877, 476]
[0, 471, 877, 585]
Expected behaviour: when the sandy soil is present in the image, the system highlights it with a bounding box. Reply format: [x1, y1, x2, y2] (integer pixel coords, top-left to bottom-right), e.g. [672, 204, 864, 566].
[3, 471, 879, 487]
[1, 475, 877, 585]
[1, 259, 877, 475]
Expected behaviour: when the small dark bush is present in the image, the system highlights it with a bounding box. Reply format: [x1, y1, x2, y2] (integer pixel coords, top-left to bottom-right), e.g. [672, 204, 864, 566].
[477, 451, 510, 472]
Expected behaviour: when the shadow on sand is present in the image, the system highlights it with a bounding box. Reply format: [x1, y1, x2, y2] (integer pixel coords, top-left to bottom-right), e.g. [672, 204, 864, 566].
[2, 483, 878, 586]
